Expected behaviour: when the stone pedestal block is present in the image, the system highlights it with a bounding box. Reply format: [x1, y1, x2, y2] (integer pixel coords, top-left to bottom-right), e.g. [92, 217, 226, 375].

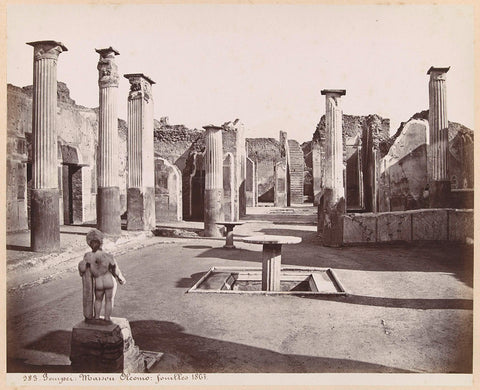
[411, 209, 448, 241]
[31, 188, 60, 252]
[70, 317, 146, 373]
[343, 213, 377, 244]
[377, 212, 412, 242]
[127, 187, 155, 231]
[448, 209, 473, 243]
[97, 187, 121, 236]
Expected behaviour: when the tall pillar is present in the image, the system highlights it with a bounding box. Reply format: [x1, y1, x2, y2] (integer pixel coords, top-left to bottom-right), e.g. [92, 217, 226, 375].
[124, 73, 156, 230]
[320, 89, 346, 247]
[204, 125, 224, 237]
[96, 47, 121, 236]
[27, 40, 68, 252]
[427, 66, 451, 208]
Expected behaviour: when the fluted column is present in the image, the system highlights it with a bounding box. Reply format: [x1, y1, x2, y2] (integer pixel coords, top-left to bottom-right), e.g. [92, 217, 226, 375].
[125, 73, 156, 230]
[27, 40, 67, 252]
[320, 89, 346, 247]
[427, 66, 451, 207]
[204, 125, 224, 237]
[96, 47, 121, 235]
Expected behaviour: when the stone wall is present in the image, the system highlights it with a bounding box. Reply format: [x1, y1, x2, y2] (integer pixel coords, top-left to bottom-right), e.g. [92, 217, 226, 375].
[378, 111, 474, 212]
[342, 208, 473, 245]
[246, 138, 282, 202]
[153, 117, 203, 171]
[7, 82, 127, 232]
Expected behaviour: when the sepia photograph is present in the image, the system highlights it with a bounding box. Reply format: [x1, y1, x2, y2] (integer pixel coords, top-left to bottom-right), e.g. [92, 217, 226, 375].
[3, 2, 476, 388]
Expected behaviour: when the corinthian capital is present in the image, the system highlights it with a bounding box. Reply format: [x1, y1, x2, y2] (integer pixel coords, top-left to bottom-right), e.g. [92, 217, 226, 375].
[27, 40, 68, 61]
[124, 73, 155, 102]
[96, 47, 120, 88]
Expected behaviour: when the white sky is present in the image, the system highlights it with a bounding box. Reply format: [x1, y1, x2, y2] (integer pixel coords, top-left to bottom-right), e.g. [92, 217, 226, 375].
[7, 4, 474, 143]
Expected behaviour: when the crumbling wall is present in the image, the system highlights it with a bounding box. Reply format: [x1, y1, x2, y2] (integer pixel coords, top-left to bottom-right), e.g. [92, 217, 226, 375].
[153, 118, 203, 171]
[378, 111, 474, 212]
[6, 82, 128, 231]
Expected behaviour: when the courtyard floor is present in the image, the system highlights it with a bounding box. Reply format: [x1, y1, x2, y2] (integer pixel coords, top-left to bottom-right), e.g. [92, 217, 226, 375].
[6, 206, 473, 375]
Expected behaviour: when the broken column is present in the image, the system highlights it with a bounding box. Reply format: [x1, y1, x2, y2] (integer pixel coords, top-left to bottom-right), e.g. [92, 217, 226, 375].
[204, 125, 224, 237]
[320, 89, 346, 247]
[27, 40, 68, 252]
[427, 66, 451, 207]
[124, 73, 156, 230]
[96, 47, 121, 236]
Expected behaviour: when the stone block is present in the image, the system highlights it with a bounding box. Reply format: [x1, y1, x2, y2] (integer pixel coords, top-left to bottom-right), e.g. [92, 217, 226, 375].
[377, 212, 412, 242]
[70, 317, 145, 373]
[411, 209, 448, 241]
[448, 209, 473, 243]
[343, 213, 377, 244]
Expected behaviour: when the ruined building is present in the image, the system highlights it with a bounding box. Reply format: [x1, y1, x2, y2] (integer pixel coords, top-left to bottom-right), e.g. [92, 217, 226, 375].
[312, 68, 474, 247]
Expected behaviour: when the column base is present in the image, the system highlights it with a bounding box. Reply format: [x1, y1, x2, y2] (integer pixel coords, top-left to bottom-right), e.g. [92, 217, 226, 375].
[70, 317, 163, 373]
[31, 188, 60, 252]
[322, 189, 345, 248]
[429, 180, 451, 208]
[97, 187, 121, 236]
[127, 187, 155, 231]
[204, 188, 223, 237]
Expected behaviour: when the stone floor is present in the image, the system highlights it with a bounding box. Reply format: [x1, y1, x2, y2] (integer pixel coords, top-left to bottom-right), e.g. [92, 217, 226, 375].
[6, 205, 474, 377]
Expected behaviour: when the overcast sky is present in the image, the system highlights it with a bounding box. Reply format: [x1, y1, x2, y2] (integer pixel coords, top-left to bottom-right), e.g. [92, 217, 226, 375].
[7, 4, 474, 143]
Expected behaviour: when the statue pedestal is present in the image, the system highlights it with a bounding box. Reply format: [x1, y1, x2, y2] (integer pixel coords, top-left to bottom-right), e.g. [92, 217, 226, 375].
[70, 317, 162, 373]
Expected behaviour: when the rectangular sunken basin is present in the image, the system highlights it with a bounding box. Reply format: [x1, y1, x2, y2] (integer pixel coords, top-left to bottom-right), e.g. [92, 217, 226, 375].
[187, 266, 346, 295]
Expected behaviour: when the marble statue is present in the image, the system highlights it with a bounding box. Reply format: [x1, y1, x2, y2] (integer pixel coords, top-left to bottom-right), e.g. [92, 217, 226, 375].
[78, 229, 126, 322]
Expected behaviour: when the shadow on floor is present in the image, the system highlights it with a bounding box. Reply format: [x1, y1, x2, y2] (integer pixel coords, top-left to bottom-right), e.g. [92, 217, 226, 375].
[303, 294, 474, 310]
[130, 320, 414, 373]
[6, 244, 32, 252]
[8, 330, 72, 373]
[7, 320, 471, 374]
[194, 247, 261, 262]
[176, 272, 209, 288]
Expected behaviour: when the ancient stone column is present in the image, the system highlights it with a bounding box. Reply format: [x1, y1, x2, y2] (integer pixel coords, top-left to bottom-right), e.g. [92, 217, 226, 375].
[320, 89, 346, 247]
[96, 47, 121, 235]
[27, 40, 67, 252]
[427, 66, 450, 207]
[204, 125, 224, 237]
[124, 73, 156, 231]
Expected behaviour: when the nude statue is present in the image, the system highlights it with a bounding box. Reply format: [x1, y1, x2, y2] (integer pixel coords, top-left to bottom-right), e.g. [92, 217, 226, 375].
[78, 229, 126, 322]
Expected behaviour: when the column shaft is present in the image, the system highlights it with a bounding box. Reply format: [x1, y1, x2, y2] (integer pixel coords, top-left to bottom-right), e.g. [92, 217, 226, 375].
[320, 89, 346, 247]
[427, 67, 450, 207]
[262, 244, 282, 291]
[96, 47, 121, 235]
[125, 73, 156, 231]
[204, 126, 224, 237]
[28, 40, 67, 252]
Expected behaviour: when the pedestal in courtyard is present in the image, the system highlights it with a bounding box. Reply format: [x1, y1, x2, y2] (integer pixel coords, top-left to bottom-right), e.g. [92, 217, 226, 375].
[70, 317, 162, 373]
[242, 235, 301, 291]
[216, 221, 245, 249]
